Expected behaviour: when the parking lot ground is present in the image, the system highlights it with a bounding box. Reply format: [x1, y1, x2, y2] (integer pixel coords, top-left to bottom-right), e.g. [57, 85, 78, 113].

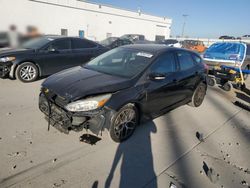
[0, 78, 249, 188]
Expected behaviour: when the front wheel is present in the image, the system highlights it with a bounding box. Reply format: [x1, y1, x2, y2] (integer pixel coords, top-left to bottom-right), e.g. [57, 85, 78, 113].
[188, 82, 207, 107]
[15, 62, 39, 82]
[109, 104, 139, 142]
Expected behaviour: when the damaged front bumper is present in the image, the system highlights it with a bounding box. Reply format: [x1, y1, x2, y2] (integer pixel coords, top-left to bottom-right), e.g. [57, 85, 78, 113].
[0, 62, 12, 78]
[39, 92, 113, 136]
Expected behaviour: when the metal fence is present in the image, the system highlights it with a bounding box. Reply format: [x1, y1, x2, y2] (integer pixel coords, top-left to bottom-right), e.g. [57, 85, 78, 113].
[172, 37, 250, 47]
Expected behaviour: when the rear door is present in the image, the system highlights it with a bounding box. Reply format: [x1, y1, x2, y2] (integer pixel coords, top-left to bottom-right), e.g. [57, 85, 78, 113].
[71, 38, 99, 67]
[174, 50, 200, 99]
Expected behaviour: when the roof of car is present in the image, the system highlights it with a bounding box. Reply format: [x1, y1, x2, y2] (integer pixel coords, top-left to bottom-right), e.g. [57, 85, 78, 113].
[43, 35, 64, 39]
[122, 44, 197, 56]
[43, 35, 89, 40]
[122, 44, 173, 54]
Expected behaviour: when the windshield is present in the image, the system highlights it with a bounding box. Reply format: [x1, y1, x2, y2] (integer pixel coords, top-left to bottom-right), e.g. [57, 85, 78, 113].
[100, 37, 118, 46]
[85, 48, 154, 78]
[22, 37, 53, 49]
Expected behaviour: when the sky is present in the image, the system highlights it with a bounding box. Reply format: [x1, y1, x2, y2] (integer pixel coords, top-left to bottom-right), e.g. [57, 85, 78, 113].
[89, 0, 250, 38]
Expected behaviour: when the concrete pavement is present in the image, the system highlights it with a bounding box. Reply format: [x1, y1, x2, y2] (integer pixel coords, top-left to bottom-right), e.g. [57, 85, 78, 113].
[0, 78, 249, 188]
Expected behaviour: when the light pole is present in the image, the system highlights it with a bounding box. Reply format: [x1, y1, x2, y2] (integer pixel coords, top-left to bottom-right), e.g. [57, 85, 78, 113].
[181, 14, 189, 38]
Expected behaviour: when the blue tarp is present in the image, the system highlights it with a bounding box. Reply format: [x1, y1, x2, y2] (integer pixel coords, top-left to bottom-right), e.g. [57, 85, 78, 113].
[203, 42, 247, 64]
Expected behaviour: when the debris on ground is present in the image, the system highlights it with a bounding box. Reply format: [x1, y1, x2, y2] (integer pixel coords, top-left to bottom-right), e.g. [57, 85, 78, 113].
[7, 151, 27, 158]
[80, 134, 101, 145]
[202, 161, 219, 183]
[169, 182, 177, 188]
[196, 131, 204, 142]
[6, 112, 12, 116]
[52, 179, 67, 187]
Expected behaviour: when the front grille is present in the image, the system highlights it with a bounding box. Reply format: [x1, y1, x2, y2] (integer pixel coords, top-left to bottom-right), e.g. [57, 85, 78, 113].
[41, 88, 69, 108]
[39, 93, 71, 125]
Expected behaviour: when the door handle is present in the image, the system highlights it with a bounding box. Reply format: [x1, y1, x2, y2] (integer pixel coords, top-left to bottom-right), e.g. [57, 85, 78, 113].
[154, 76, 166, 80]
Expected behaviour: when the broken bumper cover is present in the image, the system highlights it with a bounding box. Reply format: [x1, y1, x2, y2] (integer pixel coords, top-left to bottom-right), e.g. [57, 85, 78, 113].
[39, 93, 112, 135]
[0, 62, 12, 78]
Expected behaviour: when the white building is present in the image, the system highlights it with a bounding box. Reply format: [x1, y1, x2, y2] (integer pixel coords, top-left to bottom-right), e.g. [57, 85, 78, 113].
[0, 0, 172, 41]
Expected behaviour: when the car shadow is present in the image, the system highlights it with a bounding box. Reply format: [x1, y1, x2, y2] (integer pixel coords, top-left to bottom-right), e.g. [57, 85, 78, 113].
[241, 86, 250, 96]
[104, 121, 158, 188]
[235, 91, 250, 104]
[0, 75, 47, 82]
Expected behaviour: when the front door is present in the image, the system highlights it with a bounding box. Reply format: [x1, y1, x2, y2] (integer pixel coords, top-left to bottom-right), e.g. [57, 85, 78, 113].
[38, 38, 72, 75]
[142, 52, 180, 116]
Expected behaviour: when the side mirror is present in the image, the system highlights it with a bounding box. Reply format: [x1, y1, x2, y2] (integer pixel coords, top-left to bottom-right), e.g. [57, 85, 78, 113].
[148, 72, 166, 81]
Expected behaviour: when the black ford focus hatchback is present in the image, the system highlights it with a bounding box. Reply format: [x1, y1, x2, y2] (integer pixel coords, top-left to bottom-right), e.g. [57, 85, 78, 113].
[39, 44, 207, 142]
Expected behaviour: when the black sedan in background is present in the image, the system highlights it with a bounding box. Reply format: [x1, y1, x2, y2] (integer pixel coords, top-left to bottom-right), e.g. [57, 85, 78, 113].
[0, 36, 107, 82]
[100, 37, 133, 49]
[39, 45, 207, 142]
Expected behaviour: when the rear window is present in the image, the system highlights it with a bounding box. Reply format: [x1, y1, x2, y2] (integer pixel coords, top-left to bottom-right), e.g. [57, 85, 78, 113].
[72, 39, 97, 49]
[177, 51, 196, 70]
[192, 54, 202, 64]
[48, 39, 71, 50]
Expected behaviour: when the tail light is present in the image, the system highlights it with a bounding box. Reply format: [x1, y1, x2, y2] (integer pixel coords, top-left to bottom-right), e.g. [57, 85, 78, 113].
[202, 62, 209, 74]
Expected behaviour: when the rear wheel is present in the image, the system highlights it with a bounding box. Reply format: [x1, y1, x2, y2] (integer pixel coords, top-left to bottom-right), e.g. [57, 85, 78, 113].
[15, 62, 39, 83]
[189, 82, 207, 107]
[207, 76, 216, 86]
[109, 104, 139, 142]
[222, 82, 232, 91]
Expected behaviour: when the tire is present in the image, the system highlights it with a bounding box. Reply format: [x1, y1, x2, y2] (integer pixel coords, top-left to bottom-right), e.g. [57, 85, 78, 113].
[207, 77, 216, 86]
[188, 82, 207, 107]
[15, 62, 39, 83]
[109, 104, 139, 142]
[222, 82, 232, 91]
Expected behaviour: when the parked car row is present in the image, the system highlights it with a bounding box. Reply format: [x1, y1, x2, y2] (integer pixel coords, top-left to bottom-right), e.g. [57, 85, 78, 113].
[99, 37, 133, 49]
[0, 36, 107, 82]
[219, 35, 250, 40]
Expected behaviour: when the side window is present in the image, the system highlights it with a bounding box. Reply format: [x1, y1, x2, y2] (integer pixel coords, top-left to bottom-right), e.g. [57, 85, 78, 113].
[115, 40, 122, 47]
[72, 39, 97, 49]
[192, 54, 202, 64]
[48, 39, 70, 50]
[177, 51, 196, 70]
[151, 53, 176, 74]
[111, 41, 119, 48]
[123, 40, 132, 45]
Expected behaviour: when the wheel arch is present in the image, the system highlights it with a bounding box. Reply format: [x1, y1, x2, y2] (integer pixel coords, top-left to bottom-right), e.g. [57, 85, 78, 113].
[113, 101, 142, 123]
[14, 60, 42, 77]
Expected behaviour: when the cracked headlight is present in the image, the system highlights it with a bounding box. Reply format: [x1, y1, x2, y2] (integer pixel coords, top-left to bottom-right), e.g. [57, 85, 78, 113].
[0, 56, 16, 63]
[65, 94, 112, 112]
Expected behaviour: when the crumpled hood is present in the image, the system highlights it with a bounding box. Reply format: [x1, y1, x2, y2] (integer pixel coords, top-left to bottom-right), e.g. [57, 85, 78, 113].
[42, 66, 133, 101]
[0, 48, 34, 57]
